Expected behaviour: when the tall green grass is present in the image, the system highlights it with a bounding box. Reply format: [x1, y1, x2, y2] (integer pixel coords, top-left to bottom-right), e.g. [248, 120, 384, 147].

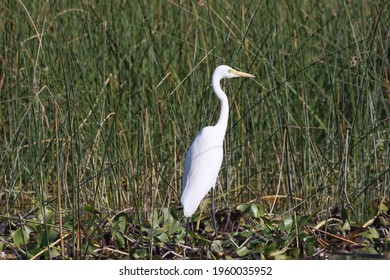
[1, 0, 389, 258]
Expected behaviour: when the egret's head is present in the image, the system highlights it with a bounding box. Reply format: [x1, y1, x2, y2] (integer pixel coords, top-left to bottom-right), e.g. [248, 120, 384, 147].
[214, 65, 255, 79]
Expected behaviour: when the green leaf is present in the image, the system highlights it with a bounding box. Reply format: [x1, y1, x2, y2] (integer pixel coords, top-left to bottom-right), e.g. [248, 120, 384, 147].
[250, 203, 259, 218]
[37, 207, 56, 224]
[84, 204, 101, 216]
[168, 219, 181, 235]
[368, 227, 379, 239]
[38, 228, 58, 247]
[236, 246, 251, 257]
[269, 246, 289, 257]
[114, 215, 127, 233]
[237, 203, 251, 213]
[341, 208, 349, 221]
[12, 227, 31, 247]
[263, 242, 277, 256]
[48, 248, 61, 259]
[156, 232, 168, 242]
[362, 231, 374, 242]
[46, 209, 56, 224]
[211, 240, 223, 253]
[258, 204, 265, 217]
[275, 254, 287, 260]
[148, 209, 159, 229]
[113, 232, 125, 247]
[199, 198, 210, 213]
[342, 218, 351, 231]
[379, 200, 389, 213]
[282, 215, 293, 233]
[290, 247, 300, 258]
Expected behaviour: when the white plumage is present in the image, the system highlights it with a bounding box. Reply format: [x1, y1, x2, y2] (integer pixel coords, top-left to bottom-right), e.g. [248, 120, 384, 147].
[181, 126, 224, 217]
[180, 65, 254, 233]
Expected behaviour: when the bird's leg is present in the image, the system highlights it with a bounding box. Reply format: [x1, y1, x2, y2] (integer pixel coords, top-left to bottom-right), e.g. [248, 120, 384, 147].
[212, 187, 217, 237]
[185, 218, 189, 246]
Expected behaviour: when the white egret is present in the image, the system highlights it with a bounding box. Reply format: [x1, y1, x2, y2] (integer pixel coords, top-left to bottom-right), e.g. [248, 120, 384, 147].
[180, 65, 254, 244]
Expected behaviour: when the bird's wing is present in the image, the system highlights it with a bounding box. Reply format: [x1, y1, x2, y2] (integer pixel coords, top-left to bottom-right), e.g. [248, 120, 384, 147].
[181, 126, 224, 217]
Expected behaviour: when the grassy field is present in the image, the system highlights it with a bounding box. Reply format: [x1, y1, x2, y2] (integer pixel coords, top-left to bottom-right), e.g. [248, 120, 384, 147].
[0, 0, 389, 259]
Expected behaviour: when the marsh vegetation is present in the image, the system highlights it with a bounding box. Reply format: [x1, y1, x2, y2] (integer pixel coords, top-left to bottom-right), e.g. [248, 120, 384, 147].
[0, 0, 389, 259]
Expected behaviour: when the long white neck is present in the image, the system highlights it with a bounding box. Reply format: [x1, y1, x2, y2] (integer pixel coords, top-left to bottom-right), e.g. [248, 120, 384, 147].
[212, 74, 229, 136]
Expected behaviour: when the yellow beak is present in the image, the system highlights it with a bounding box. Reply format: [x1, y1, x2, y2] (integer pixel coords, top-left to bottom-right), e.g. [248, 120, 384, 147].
[231, 69, 255, 78]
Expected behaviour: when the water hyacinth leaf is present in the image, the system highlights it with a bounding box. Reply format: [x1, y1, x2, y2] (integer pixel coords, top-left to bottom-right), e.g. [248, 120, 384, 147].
[37, 207, 56, 224]
[275, 254, 287, 260]
[156, 232, 168, 242]
[297, 215, 314, 229]
[250, 203, 259, 218]
[168, 208, 180, 220]
[269, 246, 289, 257]
[362, 231, 374, 242]
[48, 248, 61, 259]
[236, 246, 251, 257]
[378, 199, 388, 213]
[11, 227, 31, 247]
[341, 208, 350, 222]
[84, 204, 101, 216]
[25, 221, 39, 232]
[40, 248, 61, 259]
[38, 229, 58, 247]
[46, 209, 56, 224]
[207, 250, 217, 260]
[342, 218, 351, 231]
[290, 247, 300, 259]
[168, 219, 181, 235]
[199, 198, 210, 213]
[148, 209, 159, 229]
[237, 203, 251, 213]
[263, 242, 277, 256]
[113, 231, 125, 247]
[368, 227, 379, 239]
[113, 215, 127, 234]
[162, 208, 171, 224]
[262, 216, 273, 227]
[162, 208, 180, 234]
[258, 203, 265, 217]
[283, 215, 293, 232]
[211, 240, 223, 254]
[240, 230, 253, 238]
